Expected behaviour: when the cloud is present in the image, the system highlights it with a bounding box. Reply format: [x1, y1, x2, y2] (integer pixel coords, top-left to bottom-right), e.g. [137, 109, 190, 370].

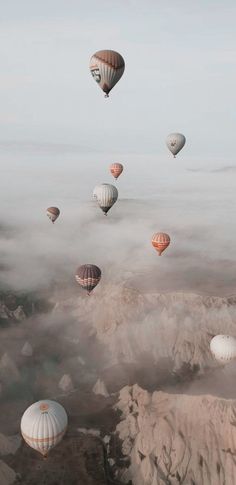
[187, 165, 236, 173]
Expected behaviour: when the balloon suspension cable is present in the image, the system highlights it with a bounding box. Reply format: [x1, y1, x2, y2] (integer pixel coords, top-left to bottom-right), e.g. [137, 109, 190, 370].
[87, 291, 91, 296]
[104, 93, 109, 98]
[158, 252, 162, 256]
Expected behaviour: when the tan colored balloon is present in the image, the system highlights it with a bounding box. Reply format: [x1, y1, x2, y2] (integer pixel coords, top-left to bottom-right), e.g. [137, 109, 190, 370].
[47, 207, 60, 223]
[152, 233, 170, 256]
[89, 50, 125, 97]
[110, 163, 123, 180]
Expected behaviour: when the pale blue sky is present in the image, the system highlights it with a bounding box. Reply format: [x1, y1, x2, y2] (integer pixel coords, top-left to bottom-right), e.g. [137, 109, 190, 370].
[0, 0, 235, 161]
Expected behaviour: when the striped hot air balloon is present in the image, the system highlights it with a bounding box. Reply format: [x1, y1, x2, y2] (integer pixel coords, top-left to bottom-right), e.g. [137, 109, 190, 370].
[152, 233, 170, 256]
[93, 183, 118, 215]
[21, 400, 68, 457]
[89, 50, 125, 97]
[75, 264, 101, 295]
[47, 207, 60, 223]
[110, 163, 123, 180]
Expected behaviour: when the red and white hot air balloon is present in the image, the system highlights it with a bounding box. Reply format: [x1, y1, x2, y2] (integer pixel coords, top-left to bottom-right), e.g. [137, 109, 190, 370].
[152, 233, 170, 256]
[110, 163, 123, 180]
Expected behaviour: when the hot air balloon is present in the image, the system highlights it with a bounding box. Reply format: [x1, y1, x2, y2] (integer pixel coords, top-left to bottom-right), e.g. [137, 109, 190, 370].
[93, 183, 118, 215]
[75, 264, 101, 295]
[152, 233, 170, 256]
[47, 207, 60, 223]
[89, 50, 125, 97]
[210, 335, 236, 363]
[166, 133, 186, 158]
[21, 400, 68, 457]
[110, 163, 123, 180]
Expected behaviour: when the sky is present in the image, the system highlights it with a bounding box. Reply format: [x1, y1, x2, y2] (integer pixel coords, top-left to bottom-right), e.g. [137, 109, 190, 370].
[0, 0, 235, 159]
[0, 1, 236, 295]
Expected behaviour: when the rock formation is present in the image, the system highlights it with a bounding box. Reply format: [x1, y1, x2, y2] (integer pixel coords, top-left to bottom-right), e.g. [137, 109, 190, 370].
[116, 384, 236, 485]
[21, 341, 33, 357]
[58, 374, 74, 392]
[92, 378, 109, 398]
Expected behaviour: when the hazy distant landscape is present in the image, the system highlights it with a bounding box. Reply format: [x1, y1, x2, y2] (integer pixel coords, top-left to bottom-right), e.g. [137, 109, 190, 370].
[1, 145, 236, 483]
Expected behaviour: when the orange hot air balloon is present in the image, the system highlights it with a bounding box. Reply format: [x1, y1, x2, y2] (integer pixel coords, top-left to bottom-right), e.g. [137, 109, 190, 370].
[110, 163, 123, 180]
[152, 233, 170, 256]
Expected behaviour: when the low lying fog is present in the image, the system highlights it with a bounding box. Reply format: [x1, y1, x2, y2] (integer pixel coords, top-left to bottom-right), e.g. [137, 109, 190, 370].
[0, 145, 236, 295]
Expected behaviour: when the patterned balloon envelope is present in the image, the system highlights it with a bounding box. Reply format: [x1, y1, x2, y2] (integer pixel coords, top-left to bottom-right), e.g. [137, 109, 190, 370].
[89, 50, 125, 97]
[110, 163, 123, 180]
[75, 264, 101, 295]
[152, 233, 171, 256]
[47, 207, 60, 223]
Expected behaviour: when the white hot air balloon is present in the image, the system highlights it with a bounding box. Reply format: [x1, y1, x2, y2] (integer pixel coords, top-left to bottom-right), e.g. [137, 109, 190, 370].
[21, 400, 68, 457]
[166, 133, 186, 158]
[210, 335, 236, 363]
[93, 183, 118, 215]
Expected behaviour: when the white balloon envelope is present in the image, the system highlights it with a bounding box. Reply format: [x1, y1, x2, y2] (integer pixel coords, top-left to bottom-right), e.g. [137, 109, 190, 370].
[166, 133, 186, 157]
[210, 335, 236, 363]
[93, 183, 118, 215]
[21, 400, 68, 456]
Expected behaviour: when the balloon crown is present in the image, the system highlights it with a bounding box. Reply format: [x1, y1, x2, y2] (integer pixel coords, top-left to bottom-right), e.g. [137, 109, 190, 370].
[40, 403, 49, 412]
